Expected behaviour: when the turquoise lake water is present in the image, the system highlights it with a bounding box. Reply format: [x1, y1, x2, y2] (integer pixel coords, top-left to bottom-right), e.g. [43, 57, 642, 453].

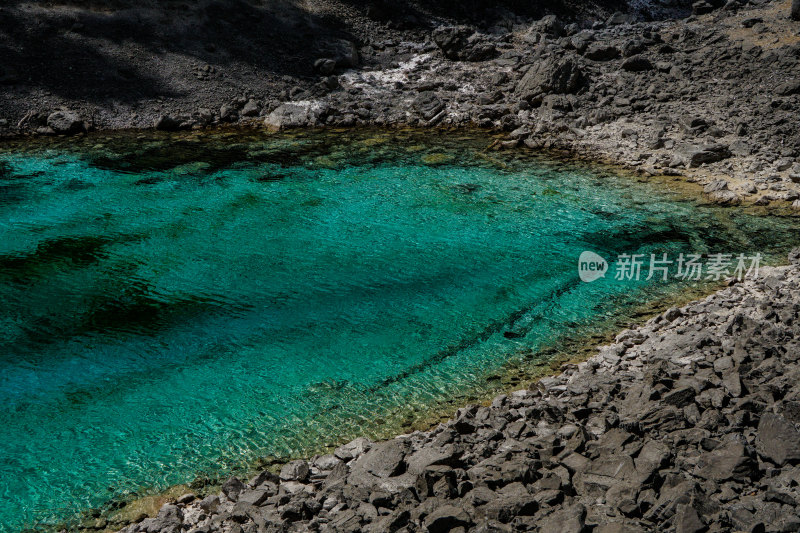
[0, 130, 797, 531]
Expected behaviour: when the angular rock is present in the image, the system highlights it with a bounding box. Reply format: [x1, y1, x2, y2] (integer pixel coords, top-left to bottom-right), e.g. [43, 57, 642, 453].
[328, 508, 361, 531]
[673, 143, 732, 168]
[146, 504, 182, 533]
[693, 1, 715, 15]
[621, 55, 653, 72]
[574, 454, 644, 497]
[314, 58, 336, 75]
[584, 43, 620, 61]
[703, 180, 728, 193]
[756, 413, 800, 466]
[198, 494, 219, 513]
[635, 440, 670, 479]
[369, 509, 410, 533]
[776, 79, 800, 96]
[477, 482, 538, 523]
[708, 189, 740, 205]
[335, 436, 372, 461]
[423, 504, 472, 533]
[237, 488, 270, 507]
[695, 441, 757, 482]
[348, 439, 409, 488]
[317, 39, 359, 69]
[663, 386, 696, 408]
[221, 477, 246, 501]
[176, 493, 195, 505]
[264, 102, 326, 130]
[240, 99, 260, 117]
[219, 104, 238, 122]
[154, 115, 182, 132]
[47, 111, 85, 135]
[406, 444, 461, 474]
[528, 15, 564, 38]
[536, 503, 586, 533]
[432, 26, 497, 62]
[414, 92, 446, 121]
[280, 460, 310, 482]
[516, 56, 585, 101]
[674, 503, 704, 533]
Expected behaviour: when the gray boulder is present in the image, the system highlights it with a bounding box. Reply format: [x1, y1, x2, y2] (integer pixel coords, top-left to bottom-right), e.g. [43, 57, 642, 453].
[198, 494, 219, 513]
[634, 440, 671, 479]
[695, 441, 757, 482]
[280, 460, 310, 482]
[432, 26, 497, 62]
[527, 15, 564, 38]
[145, 503, 182, 533]
[536, 503, 587, 533]
[314, 58, 336, 75]
[756, 413, 800, 465]
[154, 115, 182, 131]
[663, 386, 696, 408]
[240, 99, 260, 117]
[703, 180, 729, 193]
[317, 39, 359, 69]
[414, 92, 446, 121]
[423, 505, 472, 533]
[477, 482, 538, 523]
[570, 31, 595, 54]
[219, 104, 238, 122]
[237, 488, 270, 507]
[674, 503, 705, 533]
[334, 436, 372, 461]
[349, 439, 408, 480]
[672, 143, 731, 168]
[47, 111, 85, 134]
[776, 79, 800, 96]
[607, 11, 633, 25]
[574, 453, 644, 498]
[221, 476, 245, 501]
[406, 444, 461, 474]
[264, 103, 326, 130]
[707, 189, 740, 205]
[621, 55, 653, 72]
[584, 42, 620, 61]
[516, 56, 585, 102]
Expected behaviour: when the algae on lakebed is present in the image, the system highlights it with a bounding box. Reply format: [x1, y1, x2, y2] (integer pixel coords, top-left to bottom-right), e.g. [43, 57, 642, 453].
[0, 129, 798, 532]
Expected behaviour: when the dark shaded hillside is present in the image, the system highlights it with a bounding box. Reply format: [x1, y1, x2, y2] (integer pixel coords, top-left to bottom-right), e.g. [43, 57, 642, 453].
[0, 0, 693, 134]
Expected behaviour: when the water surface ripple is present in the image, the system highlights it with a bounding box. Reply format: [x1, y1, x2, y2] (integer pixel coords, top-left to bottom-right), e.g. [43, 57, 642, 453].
[0, 130, 796, 531]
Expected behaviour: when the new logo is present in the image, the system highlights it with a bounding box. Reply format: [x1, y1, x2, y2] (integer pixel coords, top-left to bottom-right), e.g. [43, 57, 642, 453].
[578, 251, 608, 283]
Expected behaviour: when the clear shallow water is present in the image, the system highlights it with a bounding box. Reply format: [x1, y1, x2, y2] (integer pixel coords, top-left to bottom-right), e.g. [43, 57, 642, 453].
[0, 130, 797, 531]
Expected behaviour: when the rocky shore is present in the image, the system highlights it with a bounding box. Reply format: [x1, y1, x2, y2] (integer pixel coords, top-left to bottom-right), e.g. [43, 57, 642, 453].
[2, 0, 800, 207]
[5, 1, 800, 531]
[113, 250, 800, 533]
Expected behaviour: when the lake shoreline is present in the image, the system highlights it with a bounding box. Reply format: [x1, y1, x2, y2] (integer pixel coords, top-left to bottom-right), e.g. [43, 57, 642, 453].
[4, 119, 800, 533]
[3, 0, 800, 529]
[2, 0, 799, 209]
[112, 251, 800, 533]
[4, 124, 800, 217]
[93, 278, 726, 531]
